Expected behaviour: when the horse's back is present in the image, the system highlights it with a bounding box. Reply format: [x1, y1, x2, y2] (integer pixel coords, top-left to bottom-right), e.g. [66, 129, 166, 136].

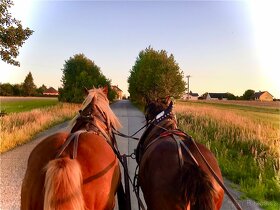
[139, 137, 184, 209]
[76, 133, 120, 210]
[21, 132, 120, 210]
[139, 136, 224, 210]
[21, 132, 68, 210]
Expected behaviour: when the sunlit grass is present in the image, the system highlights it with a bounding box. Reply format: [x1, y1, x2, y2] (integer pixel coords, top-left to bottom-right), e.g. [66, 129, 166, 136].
[175, 101, 280, 210]
[1, 98, 59, 113]
[0, 103, 80, 153]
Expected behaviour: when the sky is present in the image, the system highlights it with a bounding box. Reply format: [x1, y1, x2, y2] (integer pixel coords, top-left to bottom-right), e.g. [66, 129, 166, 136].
[0, 0, 279, 98]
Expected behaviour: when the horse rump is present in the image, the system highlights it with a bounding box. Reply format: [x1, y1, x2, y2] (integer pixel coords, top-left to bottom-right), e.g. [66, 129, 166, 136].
[44, 157, 85, 210]
[181, 163, 215, 210]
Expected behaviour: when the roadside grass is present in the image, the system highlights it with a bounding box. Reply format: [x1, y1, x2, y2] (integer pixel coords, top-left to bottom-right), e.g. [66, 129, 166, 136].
[175, 101, 280, 210]
[1, 98, 58, 114]
[0, 103, 80, 154]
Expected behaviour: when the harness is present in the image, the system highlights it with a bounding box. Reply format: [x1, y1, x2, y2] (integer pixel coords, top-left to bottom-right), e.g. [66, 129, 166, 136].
[133, 103, 242, 210]
[54, 98, 242, 210]
[56, 98, 118, 160]
[55, 98, 136, 210]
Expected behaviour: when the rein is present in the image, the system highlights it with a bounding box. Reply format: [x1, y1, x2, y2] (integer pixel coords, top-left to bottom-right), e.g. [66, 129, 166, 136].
[178, 133, 243, 210]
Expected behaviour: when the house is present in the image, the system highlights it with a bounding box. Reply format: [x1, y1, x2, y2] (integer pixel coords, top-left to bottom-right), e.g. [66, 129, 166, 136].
[182, 91, 199, 100]
[251, 91, 273, 101]
[111, 85, 123, 100]
[43, 87, 59, 96]
[200, 92, 228, 100]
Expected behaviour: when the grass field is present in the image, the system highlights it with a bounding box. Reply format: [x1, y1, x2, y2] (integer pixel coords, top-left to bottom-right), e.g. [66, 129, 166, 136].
[0, 97, 80, 153]
[175, 100, 280, 210]
[0, 97, 58, 114]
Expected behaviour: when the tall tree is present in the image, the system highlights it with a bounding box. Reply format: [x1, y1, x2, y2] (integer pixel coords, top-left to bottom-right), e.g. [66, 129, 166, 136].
[22, 72, 36, 96]
[128, 46, 186, 105]
[0, 0, 33, 66]
[59, 53, 114, 103]
[242, 89, 255, 100]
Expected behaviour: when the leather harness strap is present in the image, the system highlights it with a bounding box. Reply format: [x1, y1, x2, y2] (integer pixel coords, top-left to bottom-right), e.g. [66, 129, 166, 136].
[172, 134, 199, 167]
[56, 130, 87, 159]
[56, 100, 115, 159]
[173, 135, 184, 168]
[165, 130, 243, 210]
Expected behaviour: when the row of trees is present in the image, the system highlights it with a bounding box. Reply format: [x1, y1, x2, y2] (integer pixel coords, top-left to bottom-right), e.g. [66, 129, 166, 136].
[223, 90, 256, 100]
[127, 47, 265, 104]
[0, 72, 48, 96]
[1, 50, 265, 103]
[1, 54, 118, 102]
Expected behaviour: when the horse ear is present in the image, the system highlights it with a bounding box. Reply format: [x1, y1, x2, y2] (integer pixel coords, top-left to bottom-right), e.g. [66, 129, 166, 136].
[84, 87, 89, 95]
[102, 86, 108, 96]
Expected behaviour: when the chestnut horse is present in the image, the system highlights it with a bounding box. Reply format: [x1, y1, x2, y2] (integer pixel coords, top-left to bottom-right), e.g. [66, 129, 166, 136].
[136, 98, 224, 210]
[21, 87, 123, 210]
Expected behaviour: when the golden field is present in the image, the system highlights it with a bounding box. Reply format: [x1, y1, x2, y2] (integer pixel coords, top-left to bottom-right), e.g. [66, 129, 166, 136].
[175, 100, 280, 209]
[0, 103, 80, 153]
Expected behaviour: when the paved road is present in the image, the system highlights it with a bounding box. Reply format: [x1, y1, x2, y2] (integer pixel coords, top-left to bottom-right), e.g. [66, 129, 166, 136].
[0, 100, 262, 210]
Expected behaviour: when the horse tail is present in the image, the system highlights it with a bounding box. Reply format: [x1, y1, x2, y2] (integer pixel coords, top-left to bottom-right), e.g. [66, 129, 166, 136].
[44, 157, 85, 210]
[181, 163, 215, 210]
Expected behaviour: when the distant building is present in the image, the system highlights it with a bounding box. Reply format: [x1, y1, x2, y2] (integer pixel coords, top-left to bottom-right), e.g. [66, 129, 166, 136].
[200, 92, 228, 100]
[111, 85, 123, 100]
[251, 91, 273, 101]
[182, 91, 199, 100]
[43, 87, 59, 96]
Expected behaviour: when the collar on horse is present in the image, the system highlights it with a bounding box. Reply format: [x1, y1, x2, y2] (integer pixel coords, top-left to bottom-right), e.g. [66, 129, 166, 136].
[135, 101, 176, 164]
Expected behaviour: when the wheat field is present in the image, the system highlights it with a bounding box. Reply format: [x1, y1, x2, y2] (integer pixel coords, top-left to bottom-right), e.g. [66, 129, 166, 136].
[175, 101, 280, 210]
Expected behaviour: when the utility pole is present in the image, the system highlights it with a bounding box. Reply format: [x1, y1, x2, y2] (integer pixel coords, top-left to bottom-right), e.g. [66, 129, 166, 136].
[186, 75, 191, 100]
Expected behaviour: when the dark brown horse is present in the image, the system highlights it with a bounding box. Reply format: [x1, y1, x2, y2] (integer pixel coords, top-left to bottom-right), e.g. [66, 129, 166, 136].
[136, 98, 224, 210]
[21, 87, 123, 210]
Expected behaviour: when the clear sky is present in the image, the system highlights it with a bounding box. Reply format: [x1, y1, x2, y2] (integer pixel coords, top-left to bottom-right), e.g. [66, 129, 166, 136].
[1, 0, 279, 98]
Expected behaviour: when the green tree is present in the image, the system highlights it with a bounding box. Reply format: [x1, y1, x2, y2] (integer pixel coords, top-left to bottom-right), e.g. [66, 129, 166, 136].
[128, 47, 186, 105]
[0, 0, 33, 66]
[242, 89, 255, 100]
[22, 72, 36, 96]
[226, 92, 237, 100]
[37, 84, 47, 95]
[0, 83, 13, 95]
[12, 83, 23, 96]
[59, 54, 114, 103]
[108, 89, 117, 101]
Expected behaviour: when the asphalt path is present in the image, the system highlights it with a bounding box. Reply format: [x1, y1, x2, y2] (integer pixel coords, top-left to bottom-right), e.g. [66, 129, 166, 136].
[0, 100, 262, 210]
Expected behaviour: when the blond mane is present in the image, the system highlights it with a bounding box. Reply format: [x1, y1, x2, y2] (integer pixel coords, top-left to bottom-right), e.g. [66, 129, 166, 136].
[69, 87, 121, 131]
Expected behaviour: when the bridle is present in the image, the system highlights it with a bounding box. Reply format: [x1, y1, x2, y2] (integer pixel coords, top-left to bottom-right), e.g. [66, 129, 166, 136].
[56, 97, 117, 159]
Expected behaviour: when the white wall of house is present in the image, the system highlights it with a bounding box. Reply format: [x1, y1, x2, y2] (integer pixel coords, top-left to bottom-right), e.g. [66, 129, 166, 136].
[182, 94, 198, 100]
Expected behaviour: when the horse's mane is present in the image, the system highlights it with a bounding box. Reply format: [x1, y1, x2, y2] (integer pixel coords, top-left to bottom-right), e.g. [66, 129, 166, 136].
[69, 88, 121, 131]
